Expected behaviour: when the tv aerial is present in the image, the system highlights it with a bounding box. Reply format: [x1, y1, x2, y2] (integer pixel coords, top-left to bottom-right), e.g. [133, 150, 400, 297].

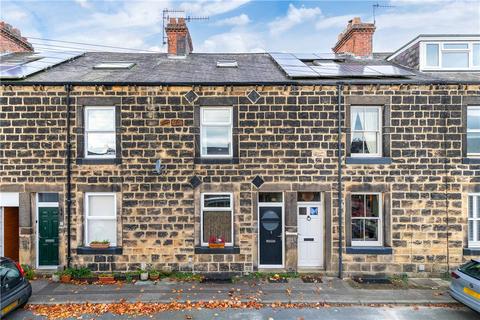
[162, 9, 209, 45]
[372, 2, 395, 25]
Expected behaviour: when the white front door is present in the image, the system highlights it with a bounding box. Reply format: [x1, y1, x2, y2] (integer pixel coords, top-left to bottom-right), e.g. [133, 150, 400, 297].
[297, 202, 323, 268]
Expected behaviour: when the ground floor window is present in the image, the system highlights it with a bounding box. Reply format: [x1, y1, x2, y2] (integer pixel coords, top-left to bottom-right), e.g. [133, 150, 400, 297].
[468, 194, 480, 248]
[201, 193, 233, 246]
[85, 193, 117, 246]
[351, 193, 382, 246]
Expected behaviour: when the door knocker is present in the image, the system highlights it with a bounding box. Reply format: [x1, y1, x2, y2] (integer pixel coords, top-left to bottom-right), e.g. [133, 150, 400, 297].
[307, 215, 311, 221]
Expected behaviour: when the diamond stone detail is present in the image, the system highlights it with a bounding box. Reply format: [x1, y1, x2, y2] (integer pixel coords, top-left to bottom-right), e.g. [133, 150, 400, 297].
[184, 90, 198, 103]
[251, 175, 264, 188]
[189, 175, 202, 188]
[247, 90, 261, 103]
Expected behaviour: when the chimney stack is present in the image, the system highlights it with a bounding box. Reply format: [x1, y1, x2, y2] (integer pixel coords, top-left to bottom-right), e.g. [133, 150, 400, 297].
[0, 21, 34, 53]
[165, 17, 193, 56]
[332, 17, 375, 57]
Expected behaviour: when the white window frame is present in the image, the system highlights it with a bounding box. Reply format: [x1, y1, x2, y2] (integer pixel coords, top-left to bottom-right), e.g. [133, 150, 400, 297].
[420, 41, 480, 71]
[84, 106, 116, 159]
[468, 193, 480, 248]
[351, 193, 383, 247]
[200, 192, 233, 247]
[200, 107, 233, 158]
[350, 106, 382, 158]
[467, 106, 480, 157]
[84, 193, 117, 246]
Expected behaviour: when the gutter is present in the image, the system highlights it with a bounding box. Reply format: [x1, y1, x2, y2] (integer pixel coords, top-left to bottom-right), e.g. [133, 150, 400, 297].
[65, 84, 72, 268]
[337, 83, 344, 279]
[1, 79, 480, 86]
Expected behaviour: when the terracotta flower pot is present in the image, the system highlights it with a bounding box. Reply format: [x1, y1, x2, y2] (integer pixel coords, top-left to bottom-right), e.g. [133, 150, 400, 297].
[149, 274, 160, 281]
[208, 243, 225, 249]
[60, 274, 71, 283]
[90, 242, 110, 249]
[98, 276, 115, 284]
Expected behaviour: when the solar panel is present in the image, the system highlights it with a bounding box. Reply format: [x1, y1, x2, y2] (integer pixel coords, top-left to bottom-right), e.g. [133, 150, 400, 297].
[293, 53, 319, 60]
[270, 51, 415, 79]
[270, 52, 318, 77]
[0, 51, 83, 79]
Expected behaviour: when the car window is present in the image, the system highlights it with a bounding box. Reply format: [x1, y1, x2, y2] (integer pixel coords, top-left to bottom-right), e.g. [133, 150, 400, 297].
[0, 261, 22, 292]
[459, 260, 480, 281]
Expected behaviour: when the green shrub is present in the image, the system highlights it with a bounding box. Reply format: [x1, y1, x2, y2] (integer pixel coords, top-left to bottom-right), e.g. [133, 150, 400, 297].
[70, 267, 93, 279]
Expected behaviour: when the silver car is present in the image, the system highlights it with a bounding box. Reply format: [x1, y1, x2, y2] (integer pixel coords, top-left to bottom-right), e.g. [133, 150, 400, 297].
[450, 259, 480, 313]
[1, 257, 32, 318]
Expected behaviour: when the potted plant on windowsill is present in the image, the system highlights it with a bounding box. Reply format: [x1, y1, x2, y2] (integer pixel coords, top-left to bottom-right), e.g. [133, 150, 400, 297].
[98, 273, 115, 284]
[208, 235, 225, 249]
[89, 240, 110, 249]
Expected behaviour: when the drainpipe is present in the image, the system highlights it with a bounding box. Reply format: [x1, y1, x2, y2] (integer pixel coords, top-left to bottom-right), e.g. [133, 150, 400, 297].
[337, 83, 344, 279]
[65, 84, 72, 268]
[442, 98, 450, 273]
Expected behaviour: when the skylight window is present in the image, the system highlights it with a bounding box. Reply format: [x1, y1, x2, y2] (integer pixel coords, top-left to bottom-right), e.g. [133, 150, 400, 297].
[421, 41, 480, 71]
[93, 62, 135, 70]
[216, 60, 238, 68]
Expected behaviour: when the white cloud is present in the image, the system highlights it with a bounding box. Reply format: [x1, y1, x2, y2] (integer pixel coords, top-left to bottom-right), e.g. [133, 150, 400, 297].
[74, 0, 91, 9]
[315, 14, 360, 30]
[268, 4, 321, 36]
[215, 13, 250, 26]
[179, 0, 250, 17]
[374, 0, 479, 51]
[197, 31, 265, 52]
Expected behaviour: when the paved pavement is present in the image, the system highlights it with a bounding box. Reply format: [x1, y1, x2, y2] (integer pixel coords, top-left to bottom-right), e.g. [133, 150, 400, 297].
[7, 306, 479, 320]
[27, 277, 454, 305]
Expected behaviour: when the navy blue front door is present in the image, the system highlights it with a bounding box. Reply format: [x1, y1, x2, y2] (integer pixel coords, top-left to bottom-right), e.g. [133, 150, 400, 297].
[259, 206, 282, 265]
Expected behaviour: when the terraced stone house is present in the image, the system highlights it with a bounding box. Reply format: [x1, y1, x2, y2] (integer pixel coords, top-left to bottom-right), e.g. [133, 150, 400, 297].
[1, 18, 479, 277]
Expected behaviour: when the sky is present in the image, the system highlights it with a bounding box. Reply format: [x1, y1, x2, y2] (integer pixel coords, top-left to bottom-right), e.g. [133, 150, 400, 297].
[1, 0, 479, 54]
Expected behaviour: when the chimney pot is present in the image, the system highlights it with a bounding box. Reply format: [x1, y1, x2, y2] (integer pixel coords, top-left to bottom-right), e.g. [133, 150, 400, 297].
[0, 20, 34, 53]
[165, 16, 193, 56]
[332, 17, 375, 57]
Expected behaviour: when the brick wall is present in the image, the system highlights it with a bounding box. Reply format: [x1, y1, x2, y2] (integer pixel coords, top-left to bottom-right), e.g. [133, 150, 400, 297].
[0, 21, 34, 53]
[1, 83, 479, 276]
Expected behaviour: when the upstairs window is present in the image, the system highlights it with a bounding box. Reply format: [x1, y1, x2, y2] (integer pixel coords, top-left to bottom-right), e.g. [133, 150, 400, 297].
[467, 106, 480, 157]
[84, 106, 116, 158]
[350, 106, 382, 157]
[468, 194, 480, 248]
[200, 107, 233, 158]
[422, 42, 480, 70]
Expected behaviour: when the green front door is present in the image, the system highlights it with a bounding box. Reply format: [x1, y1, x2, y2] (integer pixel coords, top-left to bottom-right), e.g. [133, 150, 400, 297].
[38, 207, 59, 266]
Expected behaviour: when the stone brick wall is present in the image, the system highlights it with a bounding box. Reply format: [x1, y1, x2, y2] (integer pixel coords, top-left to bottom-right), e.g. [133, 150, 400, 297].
[1, 83, 479, 276]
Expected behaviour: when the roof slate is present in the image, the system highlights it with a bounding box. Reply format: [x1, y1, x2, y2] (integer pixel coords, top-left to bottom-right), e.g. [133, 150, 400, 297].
[1, 51, 479, 85]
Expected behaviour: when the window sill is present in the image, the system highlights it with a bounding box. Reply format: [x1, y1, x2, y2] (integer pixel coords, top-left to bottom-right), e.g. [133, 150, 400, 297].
[76, 246, 123, 255]
[346, 247, 392, 255]
[194, 157, 239, 165]
[346, 157, 392, 165]
[194, 246, 240, 254]
[463, 248, 480, 256]
[462, 158, 480, 164]
[77, 158, 122, 165]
